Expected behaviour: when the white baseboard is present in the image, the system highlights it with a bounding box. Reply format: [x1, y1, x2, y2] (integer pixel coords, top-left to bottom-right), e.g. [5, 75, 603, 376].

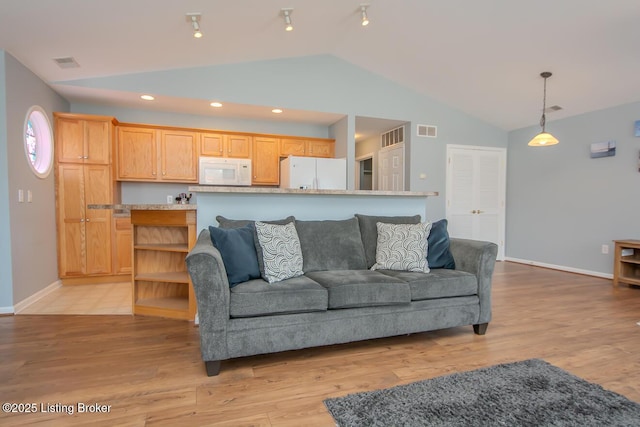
[13, 280, 63, 314]
[0, 306, 14, 315]
[506, 257, 613, 280]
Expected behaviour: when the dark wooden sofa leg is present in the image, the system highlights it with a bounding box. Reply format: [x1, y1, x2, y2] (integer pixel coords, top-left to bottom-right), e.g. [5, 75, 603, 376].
[473, 323, 489, 335]
[205, 361, 221, 376]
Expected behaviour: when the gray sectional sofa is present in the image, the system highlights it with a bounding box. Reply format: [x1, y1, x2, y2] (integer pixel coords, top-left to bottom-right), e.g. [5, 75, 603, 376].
[185, 214, 498, 376]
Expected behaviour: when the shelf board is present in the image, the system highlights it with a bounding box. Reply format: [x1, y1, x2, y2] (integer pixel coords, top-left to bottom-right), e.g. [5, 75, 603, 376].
[620, 256, 640, 265]
[135, 271, 190, 283]
[134, 298, 192, 320]
[135, 297, 189, 311]
[618, 276, 640, 286]
[134, 243, 189, 253]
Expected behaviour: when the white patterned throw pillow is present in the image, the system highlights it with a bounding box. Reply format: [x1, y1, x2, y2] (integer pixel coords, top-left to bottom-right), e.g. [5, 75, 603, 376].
[254, 221, 304, 283]
[371, 222, 432, 273]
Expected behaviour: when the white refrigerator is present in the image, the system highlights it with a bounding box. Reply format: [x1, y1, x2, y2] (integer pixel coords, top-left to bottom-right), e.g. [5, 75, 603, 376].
[280, 156, 347, 190]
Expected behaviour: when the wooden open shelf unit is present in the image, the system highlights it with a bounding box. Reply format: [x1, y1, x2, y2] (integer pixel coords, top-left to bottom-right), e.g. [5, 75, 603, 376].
[613, 239, 640, 288]
[130, 209, 197, 320]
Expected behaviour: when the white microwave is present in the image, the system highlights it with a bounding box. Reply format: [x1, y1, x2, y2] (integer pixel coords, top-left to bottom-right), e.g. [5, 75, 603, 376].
[199, 157, 252, 186]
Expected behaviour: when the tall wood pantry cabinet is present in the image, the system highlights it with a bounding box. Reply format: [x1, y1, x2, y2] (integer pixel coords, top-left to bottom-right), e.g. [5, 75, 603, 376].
[54, 113, 122, 283]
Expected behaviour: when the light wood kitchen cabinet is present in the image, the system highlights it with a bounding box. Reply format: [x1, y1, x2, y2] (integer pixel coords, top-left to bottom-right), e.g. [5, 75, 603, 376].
[116, 126, 198, 182]
[307, 139, 335, 158]
[160, 130, 198, 182]
[279, 138, 335, 158]
[57, 164, 113, 277]
[117, 126, 157, 180]
[200, 133, 251, 158]
[252, 137, 280, 185]
[114, 216, 132, 275]
[55, 113, 114, 165]
[131, 209, 197, 321]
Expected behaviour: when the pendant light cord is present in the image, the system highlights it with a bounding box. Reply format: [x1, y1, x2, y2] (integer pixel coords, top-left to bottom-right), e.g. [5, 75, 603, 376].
[540, 76, 547, 132]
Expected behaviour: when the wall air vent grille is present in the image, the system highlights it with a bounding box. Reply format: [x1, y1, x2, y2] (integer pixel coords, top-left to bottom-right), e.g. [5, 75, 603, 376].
[417, 124, 437, 138]
[381, 126, 404, 148]
[53, 57, 80, 69]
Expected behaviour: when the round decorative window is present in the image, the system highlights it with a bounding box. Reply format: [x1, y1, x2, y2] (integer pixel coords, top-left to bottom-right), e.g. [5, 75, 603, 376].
[24, 106, 53, 178]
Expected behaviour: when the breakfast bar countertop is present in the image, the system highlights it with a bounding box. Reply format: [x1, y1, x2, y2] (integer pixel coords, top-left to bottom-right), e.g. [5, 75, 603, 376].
[188, 186, 438, 197]
[88, 204, 197, 211]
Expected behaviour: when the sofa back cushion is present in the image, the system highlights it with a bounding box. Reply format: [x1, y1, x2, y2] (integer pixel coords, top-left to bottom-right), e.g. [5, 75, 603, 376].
[295, 217, 367, 272]
[355, 214, 421, 268]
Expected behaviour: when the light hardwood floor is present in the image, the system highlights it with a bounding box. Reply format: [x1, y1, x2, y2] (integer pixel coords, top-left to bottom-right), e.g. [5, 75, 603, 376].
[1, 262, 639, 426]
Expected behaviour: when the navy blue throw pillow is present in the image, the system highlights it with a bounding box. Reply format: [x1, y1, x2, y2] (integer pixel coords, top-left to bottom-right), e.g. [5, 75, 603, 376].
[209, 223, 261, 287]
[427, 219, 456, 269]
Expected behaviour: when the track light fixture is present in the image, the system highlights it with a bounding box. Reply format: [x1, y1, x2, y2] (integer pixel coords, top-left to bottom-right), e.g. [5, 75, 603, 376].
[281, 8, 293, 32]
[360, 4, 370, 26]
[528, 72, 559, 147]
[186, 13, 203, 38]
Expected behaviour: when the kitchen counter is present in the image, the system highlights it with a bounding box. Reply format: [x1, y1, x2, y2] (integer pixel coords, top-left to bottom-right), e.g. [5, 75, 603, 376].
[88, 204, 196, 212]
[188, 186, 438, 197]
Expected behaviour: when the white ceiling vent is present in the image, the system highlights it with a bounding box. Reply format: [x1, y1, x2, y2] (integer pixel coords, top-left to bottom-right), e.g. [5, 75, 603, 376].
[417, 124, 437, 138]
[53, 57, 80, 69]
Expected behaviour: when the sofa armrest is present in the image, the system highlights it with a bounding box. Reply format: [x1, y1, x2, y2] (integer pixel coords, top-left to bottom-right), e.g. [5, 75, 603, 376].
[449, 238, 498, 324]
[185, 228, 230, 361]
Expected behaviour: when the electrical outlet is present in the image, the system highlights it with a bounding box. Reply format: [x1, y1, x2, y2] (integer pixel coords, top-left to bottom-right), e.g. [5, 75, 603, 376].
[27, 190, 32, 203]
[601, 244, 609, 254]
[18, 189, 24, 203]
[166, 195, 173, 204]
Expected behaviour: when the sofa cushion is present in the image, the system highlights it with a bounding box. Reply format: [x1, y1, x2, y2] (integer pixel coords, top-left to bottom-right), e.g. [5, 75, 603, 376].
[306, 270, 410, 309]
[295, 218, 367, 272]
[216, 215, 295, 278]
[208, 224, 261, 287]
[371, 222, 432, 273]
[427, 219, 456, 269]
[216, 215, 295, 229]
[355, 214, 422, 268]
[378, 269, 477, 301]
[255, 221, 304, 283]
[229, 275, 328, 318]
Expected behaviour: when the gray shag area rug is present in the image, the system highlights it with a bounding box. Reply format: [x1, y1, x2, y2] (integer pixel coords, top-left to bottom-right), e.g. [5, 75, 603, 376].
[324, 359, 640, 427]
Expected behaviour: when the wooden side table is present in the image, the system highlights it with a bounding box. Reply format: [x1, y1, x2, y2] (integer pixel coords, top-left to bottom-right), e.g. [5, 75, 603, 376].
[613, 240, 640, 288]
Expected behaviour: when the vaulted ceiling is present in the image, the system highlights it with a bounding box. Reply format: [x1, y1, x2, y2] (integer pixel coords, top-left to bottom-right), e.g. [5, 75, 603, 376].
[1, 1, 639, 131]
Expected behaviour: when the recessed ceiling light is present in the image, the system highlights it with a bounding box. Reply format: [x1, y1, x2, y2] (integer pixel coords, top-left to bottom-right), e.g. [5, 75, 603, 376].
[140, 95, 155, 101]
[272, 108, 283, 114]
[210, 102, 223, 108]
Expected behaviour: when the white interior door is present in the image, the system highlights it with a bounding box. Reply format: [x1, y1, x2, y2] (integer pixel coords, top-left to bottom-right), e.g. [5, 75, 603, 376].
[446, 145, 506, 260]
[378, 144, 404, 191]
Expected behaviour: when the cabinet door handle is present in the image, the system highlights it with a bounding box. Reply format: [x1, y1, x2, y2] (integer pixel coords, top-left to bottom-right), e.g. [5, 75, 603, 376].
[471, 210, 477, 214]
[78, 156, 84, 159]
[86, 218, 90, 222]
[84, 156, 89, 159]
[80, 218, 85, 222]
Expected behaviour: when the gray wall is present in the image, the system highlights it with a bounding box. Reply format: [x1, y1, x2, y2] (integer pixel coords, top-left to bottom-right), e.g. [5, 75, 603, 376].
[507, 101, 640, 275]
[2, 52, 69, 308]
[67, 54, 508, 220]
[0, 51, 10, 311]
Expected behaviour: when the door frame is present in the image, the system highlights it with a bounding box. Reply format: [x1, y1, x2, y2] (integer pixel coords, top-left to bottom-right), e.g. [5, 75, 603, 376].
[355, 152, 376, 191]
[445, 144, 506, 260]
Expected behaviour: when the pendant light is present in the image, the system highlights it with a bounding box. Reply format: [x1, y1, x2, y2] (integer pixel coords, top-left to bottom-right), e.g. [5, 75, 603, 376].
[528, 71, 559, 147]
